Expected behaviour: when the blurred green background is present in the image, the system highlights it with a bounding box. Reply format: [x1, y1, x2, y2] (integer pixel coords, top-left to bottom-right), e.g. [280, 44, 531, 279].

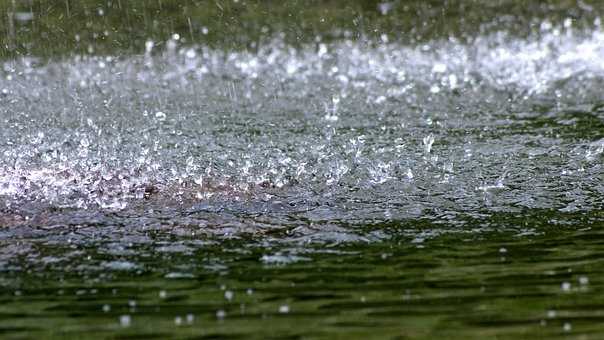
[1, 0, 603, 58]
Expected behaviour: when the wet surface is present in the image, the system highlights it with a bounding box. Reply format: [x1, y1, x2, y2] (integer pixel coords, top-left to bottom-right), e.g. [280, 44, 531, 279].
[2, 220, 604, 339]
[1, 26, 602, 240]
[0, 1, 603, 338]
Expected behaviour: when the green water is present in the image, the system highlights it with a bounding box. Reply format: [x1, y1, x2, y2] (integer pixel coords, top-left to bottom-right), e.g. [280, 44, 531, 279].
[2, 211, 603, 338]
[1, 1, 604, 339]
[2, 0, 602, 58]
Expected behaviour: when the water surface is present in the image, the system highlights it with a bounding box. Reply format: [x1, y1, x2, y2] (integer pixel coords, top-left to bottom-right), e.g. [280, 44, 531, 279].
[0, 1, 603, 338]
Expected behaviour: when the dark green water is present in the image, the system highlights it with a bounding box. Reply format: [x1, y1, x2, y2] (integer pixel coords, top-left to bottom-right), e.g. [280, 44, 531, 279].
[2, 211, 604, 339]
[1, 1, 604, 339]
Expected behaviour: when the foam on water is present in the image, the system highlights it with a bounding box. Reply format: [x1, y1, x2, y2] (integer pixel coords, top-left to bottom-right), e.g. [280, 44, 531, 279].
[0, 23, 603, 244]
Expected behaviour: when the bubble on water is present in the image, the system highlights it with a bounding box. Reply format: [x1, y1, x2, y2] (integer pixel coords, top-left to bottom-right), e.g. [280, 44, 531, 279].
[186, 313, 194, 324]
[578, 276, 589, 285]
[216, 309, 226, 319]
[561, 282, 571, 291]
[174, 316, 183, 326]
[102, 304, 111, 312]
[563, 322, 572, 332]
[547, 310, 556, 318]
[120, 315, 131, 327]
[278, 305, 290, 314]
[159, 290, 167, 299]
[224, 290, 234, 301]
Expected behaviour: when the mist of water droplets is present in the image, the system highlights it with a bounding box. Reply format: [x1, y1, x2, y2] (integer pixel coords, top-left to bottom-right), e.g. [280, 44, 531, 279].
[0, 23, 602, 242]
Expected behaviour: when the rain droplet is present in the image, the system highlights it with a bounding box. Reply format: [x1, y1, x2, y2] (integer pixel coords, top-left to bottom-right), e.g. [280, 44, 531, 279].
[561, 282, 571, 291]
[563, 322, 572, 332]
[423, 134, 435, 153]
[155, 111, 167, 121]
[145, 40, 154, 54]
[429, 85, 441, 93]
[432, 63, 447, 73]
[120, 315, 131, 327]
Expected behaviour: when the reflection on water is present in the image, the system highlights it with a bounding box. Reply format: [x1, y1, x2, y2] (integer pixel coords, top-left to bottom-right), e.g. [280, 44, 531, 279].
[0, 1, 603, 338]
[2, 215, 604, 338]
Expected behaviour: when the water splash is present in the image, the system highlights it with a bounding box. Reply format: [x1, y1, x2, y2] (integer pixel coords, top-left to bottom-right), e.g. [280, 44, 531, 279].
[0, 23, 603, 244]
